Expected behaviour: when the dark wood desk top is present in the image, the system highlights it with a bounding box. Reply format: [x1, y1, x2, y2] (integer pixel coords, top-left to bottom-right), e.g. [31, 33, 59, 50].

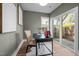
[35, 37, 53, 42]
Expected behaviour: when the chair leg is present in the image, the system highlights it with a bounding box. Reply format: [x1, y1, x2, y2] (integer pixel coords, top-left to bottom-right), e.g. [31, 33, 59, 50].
[26, 46, 28, 53]
[26, 45, 36, 53]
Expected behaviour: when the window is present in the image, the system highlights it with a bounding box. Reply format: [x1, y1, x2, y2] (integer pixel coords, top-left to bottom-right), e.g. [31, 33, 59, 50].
[19, 5, 23, 25]
[41, 16, 49, 30]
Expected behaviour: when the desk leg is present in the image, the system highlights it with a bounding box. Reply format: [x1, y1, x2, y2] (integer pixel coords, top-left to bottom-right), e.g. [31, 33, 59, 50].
[38, 43, 40, 48]
[36, 42, 38, 56]
[52, 40, 53, 56]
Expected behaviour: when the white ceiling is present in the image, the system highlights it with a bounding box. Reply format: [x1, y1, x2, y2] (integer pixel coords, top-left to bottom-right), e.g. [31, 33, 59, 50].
[21, 3, 61, 14]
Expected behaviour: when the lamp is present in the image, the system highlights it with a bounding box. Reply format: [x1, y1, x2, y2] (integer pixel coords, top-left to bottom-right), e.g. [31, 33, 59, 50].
[39, 3, 48, 6]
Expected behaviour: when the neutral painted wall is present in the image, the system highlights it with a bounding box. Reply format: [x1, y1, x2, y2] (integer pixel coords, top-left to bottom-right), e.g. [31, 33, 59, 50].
[0, 32, 16, 55]
[23, 11, 49, 38]
[50, 3, 78, 17]
[0, 4, 23, 56]
[16, 25, 23, 48]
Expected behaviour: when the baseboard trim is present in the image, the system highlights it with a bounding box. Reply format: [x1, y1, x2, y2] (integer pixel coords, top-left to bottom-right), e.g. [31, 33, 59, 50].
[11, 39, 27, 56]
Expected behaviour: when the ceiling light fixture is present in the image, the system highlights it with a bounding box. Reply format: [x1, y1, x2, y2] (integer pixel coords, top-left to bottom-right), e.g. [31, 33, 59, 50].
[39, 3, 48, 6]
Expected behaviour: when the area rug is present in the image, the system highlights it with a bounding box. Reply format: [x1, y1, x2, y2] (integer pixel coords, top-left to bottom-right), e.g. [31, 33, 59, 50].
[26, 42, 52, 56]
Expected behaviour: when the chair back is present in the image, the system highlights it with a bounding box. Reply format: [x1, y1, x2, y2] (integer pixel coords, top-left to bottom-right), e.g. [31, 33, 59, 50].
[25, 30, 32, 44]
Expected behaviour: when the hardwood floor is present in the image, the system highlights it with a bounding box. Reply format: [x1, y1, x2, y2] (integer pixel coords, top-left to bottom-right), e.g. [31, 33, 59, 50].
[53, 41, 79, 56]
[16, 41, 27, 56]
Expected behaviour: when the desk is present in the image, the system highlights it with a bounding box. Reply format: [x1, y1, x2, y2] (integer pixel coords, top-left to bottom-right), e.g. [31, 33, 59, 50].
[35, 37, 53, 56]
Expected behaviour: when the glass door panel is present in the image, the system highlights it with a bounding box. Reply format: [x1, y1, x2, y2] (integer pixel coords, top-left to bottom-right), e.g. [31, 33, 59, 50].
[62, 13, 75, 49]
[52, 18, 60, 42]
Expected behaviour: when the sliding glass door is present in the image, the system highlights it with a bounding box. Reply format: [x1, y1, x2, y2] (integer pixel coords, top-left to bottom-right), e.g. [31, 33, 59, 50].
[62, 13, 75, 49]
[50, 7, 78, 51]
